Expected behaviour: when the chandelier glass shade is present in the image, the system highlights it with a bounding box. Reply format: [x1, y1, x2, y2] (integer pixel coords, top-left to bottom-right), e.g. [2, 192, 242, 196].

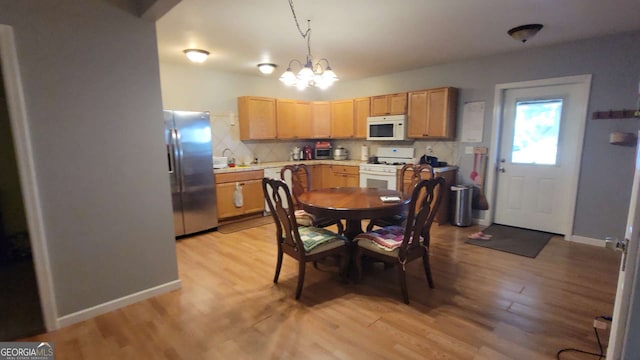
[280, 0, 338, 90]
[280, 57, 338, 90]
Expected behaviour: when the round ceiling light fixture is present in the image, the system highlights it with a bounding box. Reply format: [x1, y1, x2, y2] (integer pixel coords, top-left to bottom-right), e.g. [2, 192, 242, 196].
[257, 63, 278, 75]
[183, 49, 210, 63]
[507, 24, 544, 43]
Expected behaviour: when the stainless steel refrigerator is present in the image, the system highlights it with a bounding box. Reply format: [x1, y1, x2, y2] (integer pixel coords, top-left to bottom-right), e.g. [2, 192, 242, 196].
[164, 110, 218, 236]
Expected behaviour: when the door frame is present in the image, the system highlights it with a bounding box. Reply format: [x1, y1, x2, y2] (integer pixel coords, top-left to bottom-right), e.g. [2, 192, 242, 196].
[0, 25, 58, 330]
[484, 75, 592, 240]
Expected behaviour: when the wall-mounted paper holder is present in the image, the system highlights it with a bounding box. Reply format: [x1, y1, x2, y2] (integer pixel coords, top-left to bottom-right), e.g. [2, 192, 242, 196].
[609, 132, 636, 146]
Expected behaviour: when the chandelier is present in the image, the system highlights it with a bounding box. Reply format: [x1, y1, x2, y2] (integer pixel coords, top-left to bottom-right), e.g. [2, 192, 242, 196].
[279, 0, 338, 90]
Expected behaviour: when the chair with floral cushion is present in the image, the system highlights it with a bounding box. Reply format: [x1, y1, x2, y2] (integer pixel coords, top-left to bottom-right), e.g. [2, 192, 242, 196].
[281, 164, 344, 235]
[354, 177, 445, 304]
[366, 163, 434, 232]
[262, 177, 349, 300]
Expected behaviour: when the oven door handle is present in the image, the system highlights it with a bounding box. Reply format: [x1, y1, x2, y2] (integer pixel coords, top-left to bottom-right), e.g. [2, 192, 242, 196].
[359, 169, 395, 176]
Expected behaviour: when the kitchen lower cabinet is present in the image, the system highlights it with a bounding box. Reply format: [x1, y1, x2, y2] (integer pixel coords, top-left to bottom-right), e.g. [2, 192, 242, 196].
[325, 165, 359, 188]
[396, 167, 457, 225]
[434, 168, 457, 225]
[215, 170, 264, 220]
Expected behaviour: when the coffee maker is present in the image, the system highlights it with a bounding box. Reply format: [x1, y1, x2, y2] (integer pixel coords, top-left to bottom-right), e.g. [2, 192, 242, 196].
[303, 145, 313, 160]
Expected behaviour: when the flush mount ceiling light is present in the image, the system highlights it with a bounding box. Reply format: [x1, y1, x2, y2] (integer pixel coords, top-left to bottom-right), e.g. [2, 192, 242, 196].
[508, 24, 544, 43]
[279, 0, 338, 90]
[183, 49, 210, 63]
[257, 63, 277, 75]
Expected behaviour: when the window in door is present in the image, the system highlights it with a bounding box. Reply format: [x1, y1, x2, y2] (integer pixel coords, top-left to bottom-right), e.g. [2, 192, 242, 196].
[511, 99, 563, 165]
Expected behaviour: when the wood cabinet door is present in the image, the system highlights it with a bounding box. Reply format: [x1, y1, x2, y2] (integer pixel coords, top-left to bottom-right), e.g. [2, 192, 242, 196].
[310, 101, 331, 138]
[344, 173, 359, 187]
[407, 90, 428, 137]
[330, 99, 354, 138]
[216, 182, 245, 218]
[370, 95, 389, 116]
[276, 99, 296, 139]
[238, 96, 276, 140]
[389, 93, 408, 114]
[295, 101, 312, 139]
[426, 89, 447, 138]
[408, 88, 457, 139]
[242, 179, 265, 214]
[354, 97, 370, 138]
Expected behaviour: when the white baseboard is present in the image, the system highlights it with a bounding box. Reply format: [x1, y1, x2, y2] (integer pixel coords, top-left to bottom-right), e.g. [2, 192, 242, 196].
[57, 279, 181, 328]
[569, 235, 605, 247]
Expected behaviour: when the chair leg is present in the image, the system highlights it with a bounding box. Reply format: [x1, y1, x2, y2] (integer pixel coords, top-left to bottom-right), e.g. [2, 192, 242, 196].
[397, 265, 409, 304]
[336, 221, 344, 235]
[274, 251, 283, 284]
[295, 261, 306, 300]
[365, 221, 375, 232]
[422, 254, 434, 289]
[339, 251, 349, 282]
[354, 247, 363, 283]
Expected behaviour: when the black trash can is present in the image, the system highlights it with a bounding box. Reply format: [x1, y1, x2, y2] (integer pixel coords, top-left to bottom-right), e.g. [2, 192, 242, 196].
[451, 185, 473, 226]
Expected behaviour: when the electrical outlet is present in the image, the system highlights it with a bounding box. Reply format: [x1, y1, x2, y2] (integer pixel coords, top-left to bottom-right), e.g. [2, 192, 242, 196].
[465, 146, 474, 154]
[426, 146, 433, 154]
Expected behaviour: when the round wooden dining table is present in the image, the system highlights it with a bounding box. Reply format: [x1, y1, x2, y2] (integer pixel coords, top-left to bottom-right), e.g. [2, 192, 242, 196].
[297, 187, 410, 240]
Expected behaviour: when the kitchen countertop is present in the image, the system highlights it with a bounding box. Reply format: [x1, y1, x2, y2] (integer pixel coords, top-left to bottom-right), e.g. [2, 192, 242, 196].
[214, 160, 457, 174]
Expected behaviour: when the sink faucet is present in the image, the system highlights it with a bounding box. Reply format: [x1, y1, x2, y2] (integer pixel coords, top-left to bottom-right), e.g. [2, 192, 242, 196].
[222, 148, 235, 165]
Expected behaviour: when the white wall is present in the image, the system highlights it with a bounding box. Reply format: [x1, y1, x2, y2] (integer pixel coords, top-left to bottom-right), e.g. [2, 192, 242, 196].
[326, 31, 640, 241]
[161, 31, 640, 242]
[0, 1, 179, 318]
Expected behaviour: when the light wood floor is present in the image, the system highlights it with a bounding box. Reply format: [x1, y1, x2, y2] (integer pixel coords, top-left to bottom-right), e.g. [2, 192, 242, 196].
[24, 221, 620, 359]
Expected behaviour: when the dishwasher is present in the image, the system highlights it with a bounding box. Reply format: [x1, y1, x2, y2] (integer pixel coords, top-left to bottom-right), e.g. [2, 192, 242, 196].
[263, 167, 292, 215]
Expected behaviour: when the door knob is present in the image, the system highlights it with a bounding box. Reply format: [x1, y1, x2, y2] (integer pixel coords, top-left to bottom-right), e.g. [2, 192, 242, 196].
[498, 167, 506, 173]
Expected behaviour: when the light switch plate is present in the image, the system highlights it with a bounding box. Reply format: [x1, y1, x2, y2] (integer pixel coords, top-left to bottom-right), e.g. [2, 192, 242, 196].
[465, 146, 474, 154]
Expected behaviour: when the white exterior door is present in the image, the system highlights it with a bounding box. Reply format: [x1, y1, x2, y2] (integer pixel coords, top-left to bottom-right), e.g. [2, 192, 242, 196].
[607, 131, 640, 359]
[494, 82, 587, 234]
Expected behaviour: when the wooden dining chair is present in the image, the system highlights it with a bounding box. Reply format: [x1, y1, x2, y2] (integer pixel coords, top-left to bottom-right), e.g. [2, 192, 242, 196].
[262, 177, 349, 300]
[354, 177, 445, 304]
[281, 164, 344, 235]
[366, 163, 434, 232]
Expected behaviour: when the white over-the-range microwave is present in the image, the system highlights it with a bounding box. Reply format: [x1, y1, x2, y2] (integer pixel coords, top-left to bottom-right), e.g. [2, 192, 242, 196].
[366, 115, 407, 141]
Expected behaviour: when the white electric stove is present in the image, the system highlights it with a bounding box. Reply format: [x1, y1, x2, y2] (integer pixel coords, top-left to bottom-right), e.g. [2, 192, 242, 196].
[359, 147, 415, 190]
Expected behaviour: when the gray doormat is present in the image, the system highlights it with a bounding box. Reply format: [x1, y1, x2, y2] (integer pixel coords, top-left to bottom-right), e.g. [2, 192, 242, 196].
[465, 224, 554, 258]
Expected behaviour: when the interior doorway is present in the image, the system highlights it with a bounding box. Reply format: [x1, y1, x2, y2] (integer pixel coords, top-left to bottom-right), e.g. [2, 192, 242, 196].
[0, 62, 44, 339]
[486, 75, 592, 237]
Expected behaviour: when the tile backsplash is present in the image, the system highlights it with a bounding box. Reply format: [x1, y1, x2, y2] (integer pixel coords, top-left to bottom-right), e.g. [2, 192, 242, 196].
[210, 113, 458, 165]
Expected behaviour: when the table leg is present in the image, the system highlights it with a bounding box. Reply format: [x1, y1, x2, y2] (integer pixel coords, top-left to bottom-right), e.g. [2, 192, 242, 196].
[344, 219, 364, 241]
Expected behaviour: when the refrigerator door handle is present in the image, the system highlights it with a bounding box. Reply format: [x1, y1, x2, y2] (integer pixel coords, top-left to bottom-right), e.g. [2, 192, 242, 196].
[172, 128, 184, 190]
[167, 143, 175, 174]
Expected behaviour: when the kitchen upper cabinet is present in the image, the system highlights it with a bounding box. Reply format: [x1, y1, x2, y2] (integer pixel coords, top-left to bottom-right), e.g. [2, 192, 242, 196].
[238, 96, 277, 140]
[215, 170, 265, 219]
[276, 99, 310, 139]
[370, 93, 408, 116]
[310, 101, 331, 138]
[407, 87, 458, 139]
[354, 97, 370, 138]
[330, 99, 355, 138]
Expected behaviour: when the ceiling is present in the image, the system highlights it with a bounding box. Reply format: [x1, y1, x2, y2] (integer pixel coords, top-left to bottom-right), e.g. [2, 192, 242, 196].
[156, 0, 640, 81]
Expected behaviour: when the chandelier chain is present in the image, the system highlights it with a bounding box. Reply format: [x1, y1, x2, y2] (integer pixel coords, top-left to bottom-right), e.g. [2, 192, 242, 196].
[288, 0, 312, 60]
